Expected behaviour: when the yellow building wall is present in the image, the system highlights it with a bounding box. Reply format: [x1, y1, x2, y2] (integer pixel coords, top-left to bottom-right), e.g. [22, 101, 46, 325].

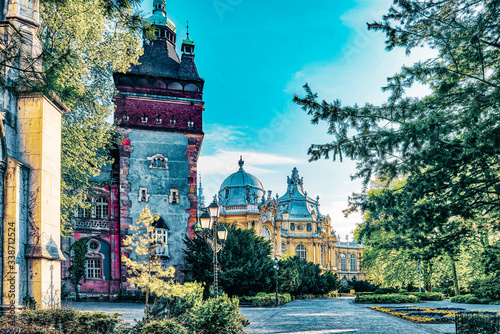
[18, 95, 66, 308]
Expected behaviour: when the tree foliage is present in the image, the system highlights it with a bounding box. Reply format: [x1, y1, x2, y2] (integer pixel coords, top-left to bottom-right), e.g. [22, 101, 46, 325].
[65, 237, 89, 300]
[294, 0, 500, 279]
[183, 225, 274, 297]
[277, 255, 333, 296]
[37, 0, 148, 233]
[122, 208, 176, 320]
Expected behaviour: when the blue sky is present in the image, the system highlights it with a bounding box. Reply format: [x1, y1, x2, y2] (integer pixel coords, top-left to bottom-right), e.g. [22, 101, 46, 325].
[141, 0, 432, 239]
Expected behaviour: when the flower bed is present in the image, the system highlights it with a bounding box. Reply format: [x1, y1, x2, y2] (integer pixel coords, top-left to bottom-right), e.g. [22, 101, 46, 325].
[370, 306, 500, 323]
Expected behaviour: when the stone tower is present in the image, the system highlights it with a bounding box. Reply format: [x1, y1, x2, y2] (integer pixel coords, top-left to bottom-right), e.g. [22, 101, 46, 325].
[0, 0, 67, 310]
[114, 0, 204, 282]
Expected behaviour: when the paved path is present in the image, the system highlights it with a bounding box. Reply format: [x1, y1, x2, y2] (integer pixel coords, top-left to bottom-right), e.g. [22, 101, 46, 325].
[241, 298, 455, 334]
[68, 298, 500, 333]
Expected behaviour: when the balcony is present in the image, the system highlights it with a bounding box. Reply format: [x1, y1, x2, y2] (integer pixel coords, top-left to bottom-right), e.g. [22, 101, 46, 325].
[73, 219, 111, 231]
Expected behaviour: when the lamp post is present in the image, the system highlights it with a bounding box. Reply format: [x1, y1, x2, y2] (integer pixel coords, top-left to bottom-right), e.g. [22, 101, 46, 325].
[259, 198, 279, 306]
[273, 256, 279, 306]
[199, 196, 228, 298]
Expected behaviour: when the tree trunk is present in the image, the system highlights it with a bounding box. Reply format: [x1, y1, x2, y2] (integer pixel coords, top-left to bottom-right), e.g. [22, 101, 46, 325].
[450, 256, 460, 296]
[422, 261, 432, 292]
[145, 287, 149, 320]
[75, 283, 80, 300]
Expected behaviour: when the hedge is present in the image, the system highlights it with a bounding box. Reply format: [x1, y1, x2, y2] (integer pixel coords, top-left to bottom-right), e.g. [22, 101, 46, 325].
[140, 319, 188, 334]
[401, 292, 444, 301]
[252, 293, 291, 307]
[355, 293, 420, 304]
[451, 294, 481, 304]
[0, 309, 121, 334]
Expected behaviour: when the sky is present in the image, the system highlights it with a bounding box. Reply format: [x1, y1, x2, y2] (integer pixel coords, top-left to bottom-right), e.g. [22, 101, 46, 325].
[140, 0, 432, 240]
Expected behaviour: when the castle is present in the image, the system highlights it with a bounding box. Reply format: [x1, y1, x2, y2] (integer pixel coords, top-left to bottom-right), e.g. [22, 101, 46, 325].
[61, 1, 365, 299]
[213, 158, 366, 283]
[62, 0, 204, 297]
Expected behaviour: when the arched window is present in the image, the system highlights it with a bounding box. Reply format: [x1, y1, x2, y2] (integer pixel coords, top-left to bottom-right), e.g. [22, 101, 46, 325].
[148, 154, 168, 169]
[340, 253, 347, 271]
[281, 242, 286, 254]
[136, 78, 149, 87]
[153, 80, 166, 89]
[168, 82, 183, 90]
[350, 253, 357, 271]
[260, 226, 271, 240]
[95, 197, 108, 219]
[295, 244, 306, 261]
[118, 76, 133, 86]
[86, 239, 103, 279]
[184, 83, 199, 92]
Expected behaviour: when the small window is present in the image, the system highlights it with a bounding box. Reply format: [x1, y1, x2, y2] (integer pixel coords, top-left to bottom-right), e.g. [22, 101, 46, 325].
[153, 80, 166, 89]
[290, 222, 295, 231]
[118, 77, 133, 86]
[88, 240, 101, 252]
[148, 154, 168, 169]
[295, 245, 306, 261]
[307, 223, 312, 232]
[136, 78, 149, 87]
[297, 225, 304, 231]
[168, 82, 183, 90]
[169, 189, 179, 204]
[184, 84, 199, 92]
[281, 242, 286, 254]
[139, 188, 150, 202]
[86, 259, 102, 279]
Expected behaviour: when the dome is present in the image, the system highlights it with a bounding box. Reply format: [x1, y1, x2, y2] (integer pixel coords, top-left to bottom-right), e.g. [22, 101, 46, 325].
[218, 157, 265, 207]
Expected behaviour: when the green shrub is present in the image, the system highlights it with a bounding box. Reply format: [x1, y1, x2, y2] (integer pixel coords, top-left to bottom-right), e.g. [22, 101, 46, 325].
[252, 293, 290, 306]
[184, 294, 245, 334]
[356, 292, 374, 296]
[0, 321, 58, 334]
[401, 292, 444, 301]
[141, 319, 187, 334]
[11, 309, 121, 334]
[455, 314, 500, 334]
[149, 283, 204, 319]
[451, 294, 481, 304]
[355, 293, 419, 304]
[469, 277, 500, 301]
[373, 288, 399, 295]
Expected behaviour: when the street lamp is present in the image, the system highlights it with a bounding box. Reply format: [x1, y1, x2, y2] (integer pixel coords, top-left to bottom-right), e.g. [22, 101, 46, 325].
[273, 256, 279, 306]
[259, 198, 279, 306]
[200, 196, 227, 298]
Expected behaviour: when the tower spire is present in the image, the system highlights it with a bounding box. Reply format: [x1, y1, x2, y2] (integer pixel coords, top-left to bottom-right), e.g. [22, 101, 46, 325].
[153, 0, 166, 16]
[181, 21, 195, 55]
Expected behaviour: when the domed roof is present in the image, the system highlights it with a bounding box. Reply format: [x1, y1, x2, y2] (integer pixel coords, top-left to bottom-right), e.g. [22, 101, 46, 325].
[218, 157, 265, 207]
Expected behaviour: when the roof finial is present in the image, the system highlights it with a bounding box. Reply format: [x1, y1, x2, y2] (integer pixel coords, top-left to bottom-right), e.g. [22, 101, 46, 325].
[238, 156, 244, 169]
[186, 20, 190, 39]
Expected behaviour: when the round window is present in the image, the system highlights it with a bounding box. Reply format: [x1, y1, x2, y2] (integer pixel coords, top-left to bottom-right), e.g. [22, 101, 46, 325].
[88, 240, 100, 252]
[297, 225, 304, 231]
